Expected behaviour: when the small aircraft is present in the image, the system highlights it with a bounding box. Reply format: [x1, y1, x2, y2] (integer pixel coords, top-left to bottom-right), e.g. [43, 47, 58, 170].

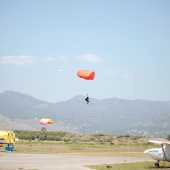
[144, 140, 170, 168]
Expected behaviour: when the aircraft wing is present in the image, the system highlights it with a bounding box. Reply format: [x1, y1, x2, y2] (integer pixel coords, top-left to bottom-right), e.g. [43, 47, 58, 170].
[148, 140, 170, 145]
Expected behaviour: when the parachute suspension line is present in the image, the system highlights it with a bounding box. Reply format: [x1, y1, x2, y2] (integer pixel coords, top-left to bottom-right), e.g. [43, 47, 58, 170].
[77, 70, 95, 103]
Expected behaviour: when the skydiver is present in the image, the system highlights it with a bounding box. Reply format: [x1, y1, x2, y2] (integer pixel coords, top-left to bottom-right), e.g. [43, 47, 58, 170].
[85, 94, 90, 104]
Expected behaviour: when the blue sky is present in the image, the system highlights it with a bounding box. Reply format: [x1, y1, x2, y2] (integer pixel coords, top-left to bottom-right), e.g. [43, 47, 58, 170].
[0, 0, 170, 103]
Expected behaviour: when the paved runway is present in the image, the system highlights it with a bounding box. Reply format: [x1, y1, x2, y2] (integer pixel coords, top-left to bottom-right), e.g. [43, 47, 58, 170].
[0, 152, 152, 170]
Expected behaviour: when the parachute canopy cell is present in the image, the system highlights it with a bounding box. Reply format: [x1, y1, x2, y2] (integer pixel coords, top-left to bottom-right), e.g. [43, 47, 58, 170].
[77, 70, 95, 80]
[40, 118, 53, 125]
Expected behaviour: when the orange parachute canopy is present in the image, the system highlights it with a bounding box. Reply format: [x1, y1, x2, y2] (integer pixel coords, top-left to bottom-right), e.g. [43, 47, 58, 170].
[77, 70, 95, 80]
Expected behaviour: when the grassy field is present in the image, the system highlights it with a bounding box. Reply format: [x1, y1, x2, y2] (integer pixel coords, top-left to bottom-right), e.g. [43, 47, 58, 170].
[86, 161, 170, 170]
[5, 140, 152, 157]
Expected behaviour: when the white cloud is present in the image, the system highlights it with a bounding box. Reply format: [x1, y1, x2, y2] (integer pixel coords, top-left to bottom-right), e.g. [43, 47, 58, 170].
[44, 56, 67, 62]
[105, 68, 131, 79]
[75, 54, 102, 63]
[0, 55, 37, 66]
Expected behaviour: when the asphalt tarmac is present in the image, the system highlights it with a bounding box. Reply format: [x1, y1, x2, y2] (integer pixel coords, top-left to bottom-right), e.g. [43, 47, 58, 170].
[0, 152, 152, 170]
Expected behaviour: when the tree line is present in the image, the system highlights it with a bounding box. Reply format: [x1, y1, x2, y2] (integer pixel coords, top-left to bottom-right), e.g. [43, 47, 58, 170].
[14, 129, 170, 143]
[14, 130, 116, 142]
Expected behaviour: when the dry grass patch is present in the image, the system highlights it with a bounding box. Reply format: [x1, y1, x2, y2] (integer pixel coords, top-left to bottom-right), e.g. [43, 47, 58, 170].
[86, 161, 170, 170]
[13, 140, 150, 157]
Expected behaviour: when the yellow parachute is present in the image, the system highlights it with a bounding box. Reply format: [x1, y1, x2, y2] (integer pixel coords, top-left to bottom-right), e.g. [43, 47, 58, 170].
[40, 118, 53, 125]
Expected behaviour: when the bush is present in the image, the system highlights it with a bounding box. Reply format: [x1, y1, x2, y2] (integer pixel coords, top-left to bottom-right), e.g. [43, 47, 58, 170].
[167, 135, 170, 141]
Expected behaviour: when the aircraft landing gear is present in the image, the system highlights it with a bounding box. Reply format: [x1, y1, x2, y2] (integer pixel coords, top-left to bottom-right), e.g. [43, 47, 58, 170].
[155, 161, 160, 168]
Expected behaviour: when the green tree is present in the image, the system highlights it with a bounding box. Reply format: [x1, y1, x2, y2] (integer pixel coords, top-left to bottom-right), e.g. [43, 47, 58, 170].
[167, 134, 170, 141]
[41, 127, 46, 132]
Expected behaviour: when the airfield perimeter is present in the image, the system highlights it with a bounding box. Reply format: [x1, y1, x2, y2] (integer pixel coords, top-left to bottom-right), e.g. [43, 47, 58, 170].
[0, 152, 152, 170]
